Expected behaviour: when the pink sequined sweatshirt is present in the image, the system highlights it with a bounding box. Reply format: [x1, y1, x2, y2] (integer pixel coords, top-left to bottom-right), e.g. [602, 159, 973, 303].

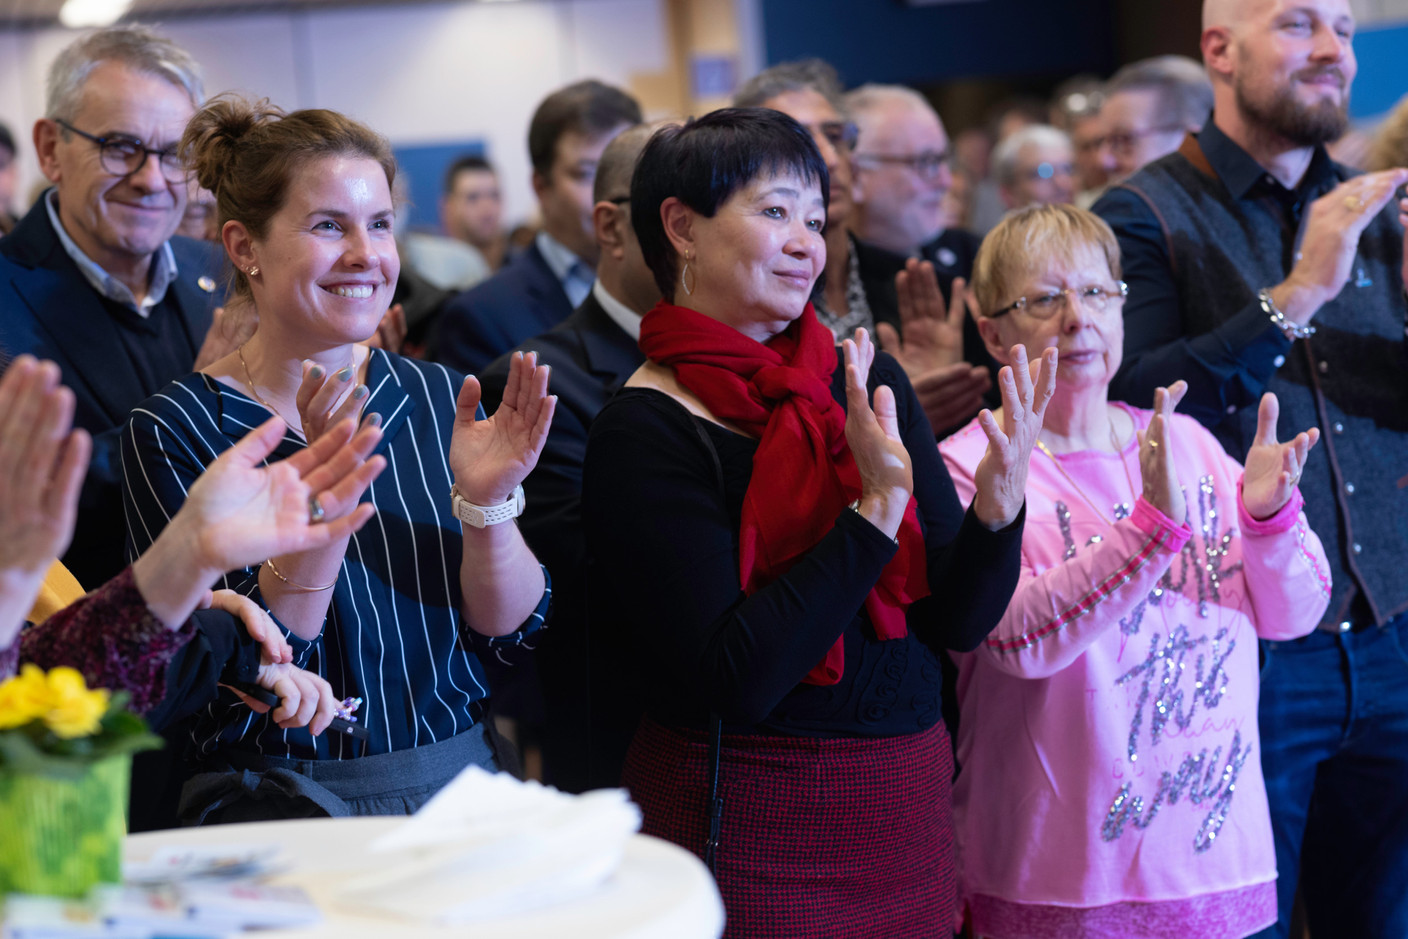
[940, 404, 1331, 939]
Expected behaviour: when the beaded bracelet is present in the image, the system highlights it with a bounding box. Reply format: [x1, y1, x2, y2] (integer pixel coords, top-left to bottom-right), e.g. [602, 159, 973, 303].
[263, 557, 337, 592]
[1258, 287, 1317, 340]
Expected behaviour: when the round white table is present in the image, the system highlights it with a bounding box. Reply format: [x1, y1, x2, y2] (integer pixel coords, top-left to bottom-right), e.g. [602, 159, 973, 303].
[125, 817, 724, 938]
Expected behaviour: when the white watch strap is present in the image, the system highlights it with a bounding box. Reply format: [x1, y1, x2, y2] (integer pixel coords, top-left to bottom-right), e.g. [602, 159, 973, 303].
[451, 484, 525, 528]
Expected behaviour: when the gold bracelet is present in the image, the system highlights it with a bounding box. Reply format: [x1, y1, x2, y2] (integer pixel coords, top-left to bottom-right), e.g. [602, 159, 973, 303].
[263, 557, 337, 592]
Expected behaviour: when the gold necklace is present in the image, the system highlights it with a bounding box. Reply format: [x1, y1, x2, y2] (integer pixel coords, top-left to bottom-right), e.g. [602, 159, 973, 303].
[237, 343, 302, 433]
[1033, 408, 1139, 524]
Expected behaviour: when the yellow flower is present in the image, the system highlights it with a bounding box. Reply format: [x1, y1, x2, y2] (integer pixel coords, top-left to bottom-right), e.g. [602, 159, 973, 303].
[0, 664, 52, 730]
[42, 667, 110, 739]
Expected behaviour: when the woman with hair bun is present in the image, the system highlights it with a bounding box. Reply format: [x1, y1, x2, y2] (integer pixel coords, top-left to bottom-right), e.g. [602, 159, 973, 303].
[122, 95, 556, 822]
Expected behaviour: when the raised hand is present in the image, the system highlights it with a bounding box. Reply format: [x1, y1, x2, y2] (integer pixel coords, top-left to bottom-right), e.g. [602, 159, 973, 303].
[1242, 392, 1320, 521]
[0, 357, 90, 580]
[877, 261, 967, 378]
[295, 355, 369, 443]
[194, 297, 259, 371]
[842, 329, 913, 540]
[0, 357, 90, 648]
[176, 416, 384, 574]
[448, 351, 556, 506]
[971, 345, 1058, 530]
[1275, 168, 1408, 323]
[1137, 381, 1188, 524]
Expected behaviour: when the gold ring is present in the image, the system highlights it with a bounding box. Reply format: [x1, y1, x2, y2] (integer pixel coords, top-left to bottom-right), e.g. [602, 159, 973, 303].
[1287, 472, 1301, 487]
[1345, 195, 1365, 212]
[1148, 439, 1160, 449]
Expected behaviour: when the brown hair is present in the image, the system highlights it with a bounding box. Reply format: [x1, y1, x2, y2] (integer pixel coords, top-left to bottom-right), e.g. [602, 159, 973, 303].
[182, 93, 396, 297]
[972, 203, 1121, 316]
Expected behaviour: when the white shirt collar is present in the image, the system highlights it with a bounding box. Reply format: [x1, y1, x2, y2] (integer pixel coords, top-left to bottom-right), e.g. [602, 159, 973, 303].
[44, 189, 177, 318]
[592, 279, 642, 341]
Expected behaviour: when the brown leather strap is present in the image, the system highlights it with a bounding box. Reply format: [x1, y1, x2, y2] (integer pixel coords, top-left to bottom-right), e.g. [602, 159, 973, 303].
[1177, 133, 1216, 179]
[1113, 182, 1179, 279]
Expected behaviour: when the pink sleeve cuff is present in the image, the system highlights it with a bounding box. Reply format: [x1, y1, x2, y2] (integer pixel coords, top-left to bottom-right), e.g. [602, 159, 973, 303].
[1130, 496, 1193, 553]
[1237, 475, 1303, 535]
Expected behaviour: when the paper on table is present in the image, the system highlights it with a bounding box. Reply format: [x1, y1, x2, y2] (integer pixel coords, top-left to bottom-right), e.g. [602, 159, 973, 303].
[338, 766, 642, 924]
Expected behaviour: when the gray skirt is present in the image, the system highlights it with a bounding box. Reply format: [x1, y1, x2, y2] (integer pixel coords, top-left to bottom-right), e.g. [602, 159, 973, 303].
[178, 723, 499, 825]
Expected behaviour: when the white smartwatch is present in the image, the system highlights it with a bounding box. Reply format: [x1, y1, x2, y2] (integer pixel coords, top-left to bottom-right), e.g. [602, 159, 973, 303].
[450, 484, 525, 528]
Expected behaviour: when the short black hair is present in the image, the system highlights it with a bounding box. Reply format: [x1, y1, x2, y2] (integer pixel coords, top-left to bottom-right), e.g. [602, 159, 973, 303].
[0, 122, 13, 157]
[442, 154, 495, 195]
[632, 107, 830, 302]
[527, 80, 642, 178]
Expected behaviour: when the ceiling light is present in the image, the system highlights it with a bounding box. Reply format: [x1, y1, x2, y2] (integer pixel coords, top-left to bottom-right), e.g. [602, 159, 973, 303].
[59, 0, 132, 28]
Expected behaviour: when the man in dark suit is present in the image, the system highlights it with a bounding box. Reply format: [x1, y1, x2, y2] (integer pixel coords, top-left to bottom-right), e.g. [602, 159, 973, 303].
[434, 80, 642, 375]
[478, 123, 659, 792]
[0, 26, 226, 589]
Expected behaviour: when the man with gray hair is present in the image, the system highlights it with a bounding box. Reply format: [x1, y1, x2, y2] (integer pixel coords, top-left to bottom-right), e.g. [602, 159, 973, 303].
[1099, 55, 1213, 182]
[994, 123, 1077, 210]
[1095, 0, 1408, 934]
[0, 25, 226, 589]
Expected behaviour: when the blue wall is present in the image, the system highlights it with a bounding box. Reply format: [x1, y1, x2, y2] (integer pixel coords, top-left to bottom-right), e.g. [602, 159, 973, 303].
[1352, 21, 1408, 119]
[761, 0, 1118, 87]
[393, 140, 487, 234]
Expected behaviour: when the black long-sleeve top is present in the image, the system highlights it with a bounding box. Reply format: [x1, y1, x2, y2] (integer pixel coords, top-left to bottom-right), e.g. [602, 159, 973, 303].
[582, 349, 1023, 738]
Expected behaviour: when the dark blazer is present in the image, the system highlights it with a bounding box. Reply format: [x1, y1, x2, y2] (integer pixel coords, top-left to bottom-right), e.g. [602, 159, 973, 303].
[433, 242, 574, 376]
[0, 197, 221, 587]
[478, 289, 644, 792]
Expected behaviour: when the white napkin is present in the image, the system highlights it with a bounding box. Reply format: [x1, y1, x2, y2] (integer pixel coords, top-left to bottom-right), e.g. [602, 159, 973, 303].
[338, 766, 642, 924]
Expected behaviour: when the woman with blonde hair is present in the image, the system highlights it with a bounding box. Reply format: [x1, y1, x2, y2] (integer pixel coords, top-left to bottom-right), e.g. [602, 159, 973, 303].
[940, 203, 1331, 937]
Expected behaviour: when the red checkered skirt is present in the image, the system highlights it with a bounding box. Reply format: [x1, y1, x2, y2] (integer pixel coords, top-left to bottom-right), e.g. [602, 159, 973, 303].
[623, 717, 955, 938]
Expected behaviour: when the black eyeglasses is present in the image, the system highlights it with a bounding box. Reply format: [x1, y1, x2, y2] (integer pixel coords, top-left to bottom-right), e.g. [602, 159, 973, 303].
[854, 150, 951, 181]
[988, 281, 1128, 319]
[55, 119, 185, 182]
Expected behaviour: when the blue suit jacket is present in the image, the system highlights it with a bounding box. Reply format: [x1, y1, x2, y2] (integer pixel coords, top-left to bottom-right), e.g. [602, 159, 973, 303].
[0, 197, 222, 587]
[432, 242, 574, 375]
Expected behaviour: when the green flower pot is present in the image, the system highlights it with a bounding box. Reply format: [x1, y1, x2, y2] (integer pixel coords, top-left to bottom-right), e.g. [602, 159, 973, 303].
[0, 753, 130, 898]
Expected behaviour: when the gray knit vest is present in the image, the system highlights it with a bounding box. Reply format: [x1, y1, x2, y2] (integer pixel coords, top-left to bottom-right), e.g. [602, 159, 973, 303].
[1115, 145, 1408, 626]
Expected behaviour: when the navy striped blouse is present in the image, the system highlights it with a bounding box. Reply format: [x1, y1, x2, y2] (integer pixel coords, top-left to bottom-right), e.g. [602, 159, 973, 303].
[121, 349, 549, 761]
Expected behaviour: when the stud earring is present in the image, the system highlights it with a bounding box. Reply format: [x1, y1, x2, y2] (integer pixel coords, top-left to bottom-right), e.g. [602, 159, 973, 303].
[247, 265, 260, 277]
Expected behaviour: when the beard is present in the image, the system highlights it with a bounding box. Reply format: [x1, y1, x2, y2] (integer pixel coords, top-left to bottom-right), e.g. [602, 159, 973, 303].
[1235, 68, 1350, 147]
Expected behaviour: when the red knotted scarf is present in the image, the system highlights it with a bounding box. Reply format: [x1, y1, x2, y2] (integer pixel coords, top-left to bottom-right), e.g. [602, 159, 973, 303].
[638, 301, 931, 685]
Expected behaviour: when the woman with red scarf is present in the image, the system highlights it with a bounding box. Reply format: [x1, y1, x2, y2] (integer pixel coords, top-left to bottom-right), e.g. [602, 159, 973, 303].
[582, 108, 1055, 936]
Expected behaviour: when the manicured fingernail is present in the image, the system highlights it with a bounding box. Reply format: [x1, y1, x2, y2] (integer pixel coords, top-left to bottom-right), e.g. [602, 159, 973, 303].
[352, 384, 368, 400]
[336, 367, 353, 381]
[309, 365, 324, 379]
[366, 412, 382, 427]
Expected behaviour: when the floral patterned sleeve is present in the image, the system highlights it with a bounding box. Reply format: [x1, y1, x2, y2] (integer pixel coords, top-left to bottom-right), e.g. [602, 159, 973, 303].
[16, 567, 197, 714]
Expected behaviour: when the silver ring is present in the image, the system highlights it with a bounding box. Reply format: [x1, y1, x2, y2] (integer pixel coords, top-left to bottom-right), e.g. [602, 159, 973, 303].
[308, 496, 325, 524]
[1287, 472, 1301, 487]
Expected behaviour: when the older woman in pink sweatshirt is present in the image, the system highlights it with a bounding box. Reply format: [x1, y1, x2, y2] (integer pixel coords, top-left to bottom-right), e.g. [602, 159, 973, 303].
[939, 204, 1330, 939]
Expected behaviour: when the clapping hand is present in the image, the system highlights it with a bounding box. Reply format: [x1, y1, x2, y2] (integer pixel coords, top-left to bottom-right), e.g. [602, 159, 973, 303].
[971, 345, 1058, 530]
[0, 356, 90, 648]
[201, 589, 292, 666]
[295, 357, 369, 443]
[1242, 392, 1319, 521]
[877, 260, 968, 376]
[448, 351, 556, 507]
[842, 329, 913, 540]
[178, 415, 385, 575]
[1137, 382, 1188, 524]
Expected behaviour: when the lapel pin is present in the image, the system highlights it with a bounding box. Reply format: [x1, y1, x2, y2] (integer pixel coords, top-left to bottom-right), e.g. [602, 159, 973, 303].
[197, 275, 217, 293]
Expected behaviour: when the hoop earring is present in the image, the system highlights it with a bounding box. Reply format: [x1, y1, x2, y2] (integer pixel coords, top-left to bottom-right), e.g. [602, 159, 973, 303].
[681, 257, 695, 297]
[247, 265, 260, 277]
